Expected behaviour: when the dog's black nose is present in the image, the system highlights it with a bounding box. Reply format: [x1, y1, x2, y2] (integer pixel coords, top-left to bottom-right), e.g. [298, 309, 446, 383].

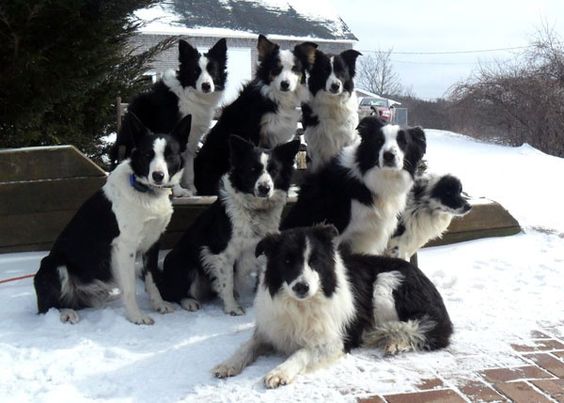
[383, 151, 395, 163]
[330, 82, 341, 93]
[152, 171, 165, 183]
[280, 80, 290, 91]
[257, 183, 271, 197]
[201, 82, 211, 92]
[292, 282, 309, 297]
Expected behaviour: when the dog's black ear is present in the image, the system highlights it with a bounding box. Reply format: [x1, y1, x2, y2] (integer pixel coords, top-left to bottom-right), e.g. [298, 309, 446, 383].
[313, 224, 339, 240]
[257, 34, 279, 62]
[207, 38, 227, 61]
[171, 114, 192, 152]
[179, 39, 198, 61]
[273, 139, 301, 164]
[229, 135, 254, 165]
[123, 112, 150, 147]
[255, 233, 279, 258]
[340, 49, 362, 77]
[294, 42, 318, 70]
[357, 116, 385, 140]
[407, 126, 427, 155]
[403, 126, 427, 176]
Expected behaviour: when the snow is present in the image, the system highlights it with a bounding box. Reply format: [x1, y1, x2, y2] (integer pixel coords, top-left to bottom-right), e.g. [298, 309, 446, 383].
[134, 2, 356, 43]
[1, 131, 564, 401]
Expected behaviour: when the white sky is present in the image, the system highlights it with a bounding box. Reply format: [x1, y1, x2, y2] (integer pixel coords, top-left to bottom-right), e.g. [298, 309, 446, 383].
[331, 0, 564, 99]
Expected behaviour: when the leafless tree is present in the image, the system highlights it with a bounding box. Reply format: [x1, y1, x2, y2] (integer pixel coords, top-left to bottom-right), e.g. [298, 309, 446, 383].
[356, 49, 403, 97]
[447, 24, 564, 157]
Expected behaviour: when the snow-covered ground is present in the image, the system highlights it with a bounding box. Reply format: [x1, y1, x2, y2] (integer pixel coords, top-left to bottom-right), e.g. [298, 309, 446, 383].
[1, 130, 563, 402]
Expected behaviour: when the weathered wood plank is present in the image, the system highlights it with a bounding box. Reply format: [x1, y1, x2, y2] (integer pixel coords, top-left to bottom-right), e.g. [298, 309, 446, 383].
[0, 211, 76, 248]
[0, 177, 104, 215]
[0, 145, 105, 182]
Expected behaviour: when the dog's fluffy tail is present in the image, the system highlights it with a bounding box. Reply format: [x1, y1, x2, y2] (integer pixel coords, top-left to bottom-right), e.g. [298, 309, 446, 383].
[363, 316, 443, 355]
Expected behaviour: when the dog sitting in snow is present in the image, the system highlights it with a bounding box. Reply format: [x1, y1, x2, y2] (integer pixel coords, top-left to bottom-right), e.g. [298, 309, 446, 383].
[386, 173, 472, 260]
[213, 225, 453, 388]
[159, 136, 300, 315]
[34, 114, 191, 325]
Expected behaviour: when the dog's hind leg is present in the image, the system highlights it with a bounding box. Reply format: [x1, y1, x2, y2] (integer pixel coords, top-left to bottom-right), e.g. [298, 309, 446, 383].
[142, 243, 175, 314]
[213, 332, 272, 378]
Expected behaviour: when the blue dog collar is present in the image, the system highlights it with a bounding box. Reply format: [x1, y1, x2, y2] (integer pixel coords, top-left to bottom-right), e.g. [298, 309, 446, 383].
[129, 174, 152, 193]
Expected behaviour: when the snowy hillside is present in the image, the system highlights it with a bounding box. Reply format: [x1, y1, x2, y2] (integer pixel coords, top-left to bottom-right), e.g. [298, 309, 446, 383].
[1, 130, 563, 402]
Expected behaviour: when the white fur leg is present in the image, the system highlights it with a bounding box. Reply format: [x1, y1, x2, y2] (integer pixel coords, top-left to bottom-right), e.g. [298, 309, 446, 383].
[177, 150, 197, 196]
[59, 308, 80, 324]
[201, 252, 244, 316]
[213, 333, 270, 378]
[172, 183, 194, 198]
[264, 344, 343, 389]
[144, 272, 175, 314]
[363, 319, 432, 355]
[113, 246, 154, 325]
[180, 298, 201, 312]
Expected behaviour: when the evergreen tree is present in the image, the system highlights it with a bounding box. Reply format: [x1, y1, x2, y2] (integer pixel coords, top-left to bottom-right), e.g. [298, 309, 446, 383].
[0, 0, 175, 165]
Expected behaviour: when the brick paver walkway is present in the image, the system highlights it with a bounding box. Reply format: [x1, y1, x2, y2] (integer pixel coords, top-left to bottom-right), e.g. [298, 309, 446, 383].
[359, 327, 564, 402]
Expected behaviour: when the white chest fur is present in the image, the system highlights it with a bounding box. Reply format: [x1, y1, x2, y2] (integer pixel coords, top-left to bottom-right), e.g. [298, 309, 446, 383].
[163, 70, 223, 153]
[104, 163, 173, 254]
[305, 91, 360, 171]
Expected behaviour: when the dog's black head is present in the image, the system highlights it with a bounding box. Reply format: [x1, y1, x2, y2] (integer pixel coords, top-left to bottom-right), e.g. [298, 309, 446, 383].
[308, 49, 362, 96]
[355, 116, 427, 177]
[255, 34, 317, 94]
[228, 135, 300, 198]
[429, 174, 471, 215]
[177, 38, 228, 93]
[127, 113, 191, 189]
[256, 225, 339, 300]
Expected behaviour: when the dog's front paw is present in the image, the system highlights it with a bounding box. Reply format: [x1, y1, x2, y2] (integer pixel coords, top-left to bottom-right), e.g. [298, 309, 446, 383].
[59, 309, 80, 324]
[173, 185, 194, 198]
[127, 312, 155, 325]
[213, 363, 241, 379]
[224, 304, 245, 316]
[153, 300, 176, 314]
[264, 368, 292, 389]
[181, 298, 201, 312]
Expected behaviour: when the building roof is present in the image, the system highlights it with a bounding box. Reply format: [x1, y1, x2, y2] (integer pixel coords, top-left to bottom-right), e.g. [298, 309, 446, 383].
[136, 0, 357, 42]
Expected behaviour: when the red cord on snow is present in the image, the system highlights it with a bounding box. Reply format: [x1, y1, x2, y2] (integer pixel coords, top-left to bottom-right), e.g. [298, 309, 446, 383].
[0, 273, 36, 284]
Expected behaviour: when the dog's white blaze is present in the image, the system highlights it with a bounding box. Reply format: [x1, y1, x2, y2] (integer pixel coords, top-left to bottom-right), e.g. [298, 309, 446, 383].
[254, 153, 274, 197]
[372, 271, 403, 324]
[379, 125, 405, 169]
[196, 56, 215, 93]
[285, 238, 320, 299]
[148, 138, 169, 185]
[273, 50, 300, 92]
[324, 56, 343, 94]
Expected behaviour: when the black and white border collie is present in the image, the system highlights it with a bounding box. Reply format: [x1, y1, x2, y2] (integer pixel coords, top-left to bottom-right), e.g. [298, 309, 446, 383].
[34, 114, 191, 325]
[159, 136, 300, 315]
[302, 48, 362, 172]
[386, 173, 472, 260]
[194, 34, 317, 195]
[281, 117, 427, 255]
[111, 38, 227, 196]
[213, 225, 453, 388]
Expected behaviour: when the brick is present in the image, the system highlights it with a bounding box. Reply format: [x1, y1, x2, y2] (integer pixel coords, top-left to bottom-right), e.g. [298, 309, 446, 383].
[416, 378, 444, 390]
[531, 379, 564, 403]
[357, 396, 386, 403]
[536, 339, 564, 351]
[494, 381, 553, 403]
[552, 350, 564, 359]
[481, 366, 553, 383]
[525, 353, 564, 377]
[384, 389, 466, 403]
[531, 330, 552, 339]
[457, 379, 507, 402]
